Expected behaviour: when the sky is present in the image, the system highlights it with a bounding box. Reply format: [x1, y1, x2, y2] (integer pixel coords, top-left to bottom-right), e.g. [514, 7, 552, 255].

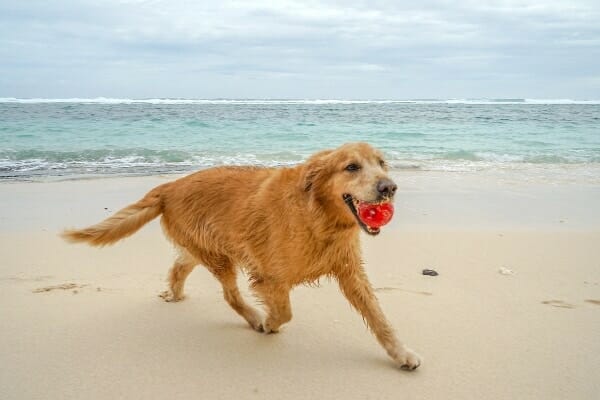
[1, 0, 599, 99]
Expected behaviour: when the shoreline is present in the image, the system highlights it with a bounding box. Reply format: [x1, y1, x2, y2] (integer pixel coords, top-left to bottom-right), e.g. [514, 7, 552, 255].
[2, 161, 600, 184]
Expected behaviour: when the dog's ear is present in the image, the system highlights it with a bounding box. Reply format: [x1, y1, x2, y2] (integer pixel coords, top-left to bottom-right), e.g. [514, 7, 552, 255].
[301, 150, 333, 192]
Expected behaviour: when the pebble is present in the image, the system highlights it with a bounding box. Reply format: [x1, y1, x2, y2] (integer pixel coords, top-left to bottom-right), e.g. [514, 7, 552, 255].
[498, 267, 515, 275]
[422, 269, 439, 276]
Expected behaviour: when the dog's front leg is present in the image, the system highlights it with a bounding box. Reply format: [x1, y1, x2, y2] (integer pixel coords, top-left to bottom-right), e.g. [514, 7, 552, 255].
[336, 268, 422, 370]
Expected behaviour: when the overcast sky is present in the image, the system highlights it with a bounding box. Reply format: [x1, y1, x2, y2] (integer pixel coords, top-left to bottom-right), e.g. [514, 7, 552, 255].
[1, 0, 599, 99]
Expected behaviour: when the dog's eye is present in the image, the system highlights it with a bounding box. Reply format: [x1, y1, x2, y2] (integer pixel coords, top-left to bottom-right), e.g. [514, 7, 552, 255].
[345, 163, 361, 172]
[379, 159, 386, 168]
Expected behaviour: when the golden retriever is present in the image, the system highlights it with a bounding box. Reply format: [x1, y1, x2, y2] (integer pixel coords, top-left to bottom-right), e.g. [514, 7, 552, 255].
[62, 142, 421, 370]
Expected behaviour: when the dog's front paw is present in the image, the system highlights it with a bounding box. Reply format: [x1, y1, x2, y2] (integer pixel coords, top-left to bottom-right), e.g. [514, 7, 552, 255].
[249, 320, 264, 333]
[395, 348, 422, 371]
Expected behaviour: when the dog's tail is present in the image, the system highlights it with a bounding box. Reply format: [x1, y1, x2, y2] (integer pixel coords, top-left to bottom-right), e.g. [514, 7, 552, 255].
[61, 184, 167, 247]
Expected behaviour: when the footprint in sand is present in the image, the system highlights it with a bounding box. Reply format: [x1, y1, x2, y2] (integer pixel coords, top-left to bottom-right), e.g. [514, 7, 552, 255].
[585, 299, 600, 306]
[374, 286, 400, 292]
[32, 283, 87, 293]
[374, 287, 432, 296]
[541, 300, 576, 309]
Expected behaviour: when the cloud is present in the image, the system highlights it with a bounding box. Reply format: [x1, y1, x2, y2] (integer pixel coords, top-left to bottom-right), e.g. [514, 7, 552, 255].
[0, 0, 599, 98]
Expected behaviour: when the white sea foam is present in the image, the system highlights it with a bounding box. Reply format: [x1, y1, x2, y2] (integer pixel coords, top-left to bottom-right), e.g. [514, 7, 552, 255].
[1, 97, 599, 105]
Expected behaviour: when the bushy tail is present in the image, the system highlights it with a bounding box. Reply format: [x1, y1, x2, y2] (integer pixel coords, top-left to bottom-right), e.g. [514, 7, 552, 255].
[61, 185, 166, 247]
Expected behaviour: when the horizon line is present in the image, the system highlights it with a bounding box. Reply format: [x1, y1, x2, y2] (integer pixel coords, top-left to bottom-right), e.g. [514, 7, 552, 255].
[1, 97, 600, 105]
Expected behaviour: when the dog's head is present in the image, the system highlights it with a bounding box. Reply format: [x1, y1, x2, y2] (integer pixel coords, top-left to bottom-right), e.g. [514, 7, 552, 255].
[301, 142, 397, 236]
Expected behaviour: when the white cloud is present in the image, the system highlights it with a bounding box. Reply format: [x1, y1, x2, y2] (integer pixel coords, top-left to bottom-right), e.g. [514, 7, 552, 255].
[0, 0, 599, 98]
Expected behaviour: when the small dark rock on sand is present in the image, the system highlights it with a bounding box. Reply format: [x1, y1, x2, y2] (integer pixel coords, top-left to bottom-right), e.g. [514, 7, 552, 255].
[422, 269, 439, 276]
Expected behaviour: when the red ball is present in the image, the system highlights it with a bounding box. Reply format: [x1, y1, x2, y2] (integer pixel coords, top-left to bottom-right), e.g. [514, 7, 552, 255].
[358, 202, 394, 228]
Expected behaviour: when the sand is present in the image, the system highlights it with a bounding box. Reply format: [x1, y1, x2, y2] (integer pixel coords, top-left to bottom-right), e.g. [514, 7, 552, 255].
[1, 171, 599, 399]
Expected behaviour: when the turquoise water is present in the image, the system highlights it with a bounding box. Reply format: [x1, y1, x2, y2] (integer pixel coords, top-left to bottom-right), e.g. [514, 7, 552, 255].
[1, 99, 599, 180]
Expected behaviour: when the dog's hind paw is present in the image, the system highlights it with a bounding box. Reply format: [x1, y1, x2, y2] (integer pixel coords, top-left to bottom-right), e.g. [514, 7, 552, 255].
[260, 319, 282, 334]
[395, 348, 422, 371]
[159, 290, 184, 302]
[251, 321, 278, 334]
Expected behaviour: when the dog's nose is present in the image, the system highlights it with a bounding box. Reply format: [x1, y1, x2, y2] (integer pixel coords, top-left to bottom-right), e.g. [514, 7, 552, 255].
[377, 178, 397, 197]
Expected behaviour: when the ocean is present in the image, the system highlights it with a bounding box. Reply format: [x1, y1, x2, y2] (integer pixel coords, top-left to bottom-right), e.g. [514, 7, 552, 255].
[1, 98, 599, 181]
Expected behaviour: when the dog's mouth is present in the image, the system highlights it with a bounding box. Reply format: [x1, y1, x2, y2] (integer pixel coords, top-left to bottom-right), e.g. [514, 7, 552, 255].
[343, 194, 394, 236]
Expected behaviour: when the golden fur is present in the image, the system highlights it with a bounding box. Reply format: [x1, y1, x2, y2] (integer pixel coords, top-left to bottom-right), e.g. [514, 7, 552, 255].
[62, 142, 421, 370]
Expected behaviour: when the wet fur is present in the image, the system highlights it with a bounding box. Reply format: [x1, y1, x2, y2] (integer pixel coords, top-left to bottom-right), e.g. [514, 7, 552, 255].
[62, 142, 421, 370]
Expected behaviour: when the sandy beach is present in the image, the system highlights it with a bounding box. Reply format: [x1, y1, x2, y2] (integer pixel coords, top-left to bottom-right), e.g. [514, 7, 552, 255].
[1, 170, 599, 399]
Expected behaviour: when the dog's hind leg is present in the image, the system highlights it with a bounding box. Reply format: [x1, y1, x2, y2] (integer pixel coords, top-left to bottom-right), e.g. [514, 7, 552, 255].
[160, 248, 197, 302]
[252, 283, 292, 334]
[208, 262, 264, 332]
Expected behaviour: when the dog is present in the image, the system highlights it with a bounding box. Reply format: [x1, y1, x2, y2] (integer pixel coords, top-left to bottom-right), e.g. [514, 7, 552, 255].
[62, 142, 421, 370]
